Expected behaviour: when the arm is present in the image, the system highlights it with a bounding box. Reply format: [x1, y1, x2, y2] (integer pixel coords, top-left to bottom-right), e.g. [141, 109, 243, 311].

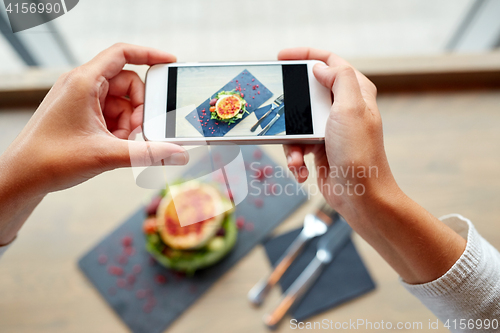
[279, 47, 466, 284]
[0, 43, 189, 247]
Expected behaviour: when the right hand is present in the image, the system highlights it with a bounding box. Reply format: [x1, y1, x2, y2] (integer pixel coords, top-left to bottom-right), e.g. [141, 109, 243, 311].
[280, 48, 401, 221]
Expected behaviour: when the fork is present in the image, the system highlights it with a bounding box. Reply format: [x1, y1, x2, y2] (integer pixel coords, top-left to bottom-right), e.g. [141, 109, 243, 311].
[250, 94, 284, 132]
[247, 202, 336, 306]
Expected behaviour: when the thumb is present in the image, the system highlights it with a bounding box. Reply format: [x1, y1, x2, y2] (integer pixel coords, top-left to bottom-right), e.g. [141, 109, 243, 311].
[313, 63, 366, 114]
[107, 138, 189, 169]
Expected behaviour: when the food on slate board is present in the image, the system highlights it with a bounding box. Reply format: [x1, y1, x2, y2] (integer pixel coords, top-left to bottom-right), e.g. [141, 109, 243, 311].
[143, 181, 237, 274]
[209, 90, 248, 124]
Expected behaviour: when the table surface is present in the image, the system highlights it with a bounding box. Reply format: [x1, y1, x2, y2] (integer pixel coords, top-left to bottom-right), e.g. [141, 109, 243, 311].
[1, 89, 500, 333]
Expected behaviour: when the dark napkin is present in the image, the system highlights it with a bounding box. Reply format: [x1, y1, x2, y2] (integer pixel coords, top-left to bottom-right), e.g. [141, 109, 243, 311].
[263, 228, 376, 321]
[79, 146, 308, 333]
[253, 104, 286, 135]
[185, 69, 273, 137]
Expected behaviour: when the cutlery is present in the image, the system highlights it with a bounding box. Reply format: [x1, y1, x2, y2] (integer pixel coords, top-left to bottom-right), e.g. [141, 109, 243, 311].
[257, 105, 284, 136]
[264, 217, 352, 329]
[250, 94, 284, 132]
[248, 203, 336, 307]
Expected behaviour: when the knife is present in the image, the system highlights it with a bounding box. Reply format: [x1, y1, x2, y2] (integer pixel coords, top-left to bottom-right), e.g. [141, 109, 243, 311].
[257, 105, 284, 136]
[264, 218, 352, 330]
[248, 203, 336, 307]
[250, 94, 284, 132]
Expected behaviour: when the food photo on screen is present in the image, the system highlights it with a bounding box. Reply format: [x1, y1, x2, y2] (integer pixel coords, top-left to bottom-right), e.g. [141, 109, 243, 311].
[171, 65, 288, 138]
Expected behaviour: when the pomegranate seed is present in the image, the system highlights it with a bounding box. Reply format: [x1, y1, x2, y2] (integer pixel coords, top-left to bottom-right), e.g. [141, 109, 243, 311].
[124, 247, 135, 256]
[258, 91, 260, 95]
[256, 84, 259, 88]
[108, 265, 124, 276]
[136, 289, 147, 299]
[236, 217, 245, 229]
[143, 304, 153, 313]
[98, 254, 108, 265]
[241, 93, 244, 97]
[252, 79, 255, 82]
[117, 255, 128, 265]
[117, 278, 127, 288]
[146, 297, 157, 307]
[174, 271, 185, 281]
[245, 222, 255, 231]
[122, 236, 133, 247]
[252, 85, 256, 90]
[255, 198, 264, 208]
[155, 274, 167, 284]
[132, 264, 142, 274]
[252, 96, 255, 99]
[127, 274, 136, 285]
[253, 149, 262, 160]
[149, 256, 157, 266]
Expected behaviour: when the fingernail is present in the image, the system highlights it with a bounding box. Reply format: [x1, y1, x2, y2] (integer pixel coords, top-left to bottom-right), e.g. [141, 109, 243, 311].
[316, 62, 328, 69]
[286, 155, 292, 165]
[164, 151, 189, 165]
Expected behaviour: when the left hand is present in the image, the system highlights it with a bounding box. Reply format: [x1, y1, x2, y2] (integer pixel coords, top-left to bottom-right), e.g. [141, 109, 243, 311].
[0, 43, 188, 195]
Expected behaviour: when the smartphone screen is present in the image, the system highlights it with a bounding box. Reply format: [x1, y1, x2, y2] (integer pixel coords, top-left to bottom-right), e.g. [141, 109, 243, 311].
[165, 64, 314, 138]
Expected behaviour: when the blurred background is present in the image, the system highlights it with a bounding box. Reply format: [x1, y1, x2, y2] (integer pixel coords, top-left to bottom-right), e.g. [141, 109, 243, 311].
[1, 0, 500, 72]
[1, 1, 500, 333]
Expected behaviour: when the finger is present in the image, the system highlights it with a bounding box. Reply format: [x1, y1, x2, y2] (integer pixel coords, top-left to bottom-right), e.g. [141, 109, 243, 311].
[283, 145, 309, 183]
[85, 43, 176, 80]
[102, 96, 134, 139]
[313, 64, 368, 114]
[130, 104, 144, 132]
[278, 47, 349, 67]
[107, 70, 145, 108]
[278, 47, 377, 101]
[106, 139, 189, 169]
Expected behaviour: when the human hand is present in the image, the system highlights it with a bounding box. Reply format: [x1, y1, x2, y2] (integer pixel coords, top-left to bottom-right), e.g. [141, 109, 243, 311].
[1, 43, 188, 195]
[280, 48, 400, 221]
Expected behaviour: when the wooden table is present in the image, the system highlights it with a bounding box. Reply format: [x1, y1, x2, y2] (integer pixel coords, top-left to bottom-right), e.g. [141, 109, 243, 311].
[1, 87, 500, 332]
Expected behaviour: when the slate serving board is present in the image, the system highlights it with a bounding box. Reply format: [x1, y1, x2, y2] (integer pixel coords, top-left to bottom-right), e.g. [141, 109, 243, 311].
[78, 146, 308, 333]
[185, 69, 273, 137]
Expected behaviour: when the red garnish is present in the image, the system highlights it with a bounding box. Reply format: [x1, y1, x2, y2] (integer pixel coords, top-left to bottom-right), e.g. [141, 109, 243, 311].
[108, 265, 124, 276]
[236, 216, 245, 229]
[117, 278, 127, 288]
[126, 274, 136, 285]
[124, 247, 135, 256]
[252, 79, 255, 82]
[98, 254, 108, 265]
[136, 289, 147, 299]
[256, 84, 259, 88]
[252, 96, 255, 99]
[155, 274, 167, 284]
[117, 255, 128, 265]
[258, 91, 260, 95]
[132, 264, 142, 274]
[253, 149, 262, 160]
[255, 198, 264, 208]
[122, 236, 133, 247]
[245, 222, 255, 231]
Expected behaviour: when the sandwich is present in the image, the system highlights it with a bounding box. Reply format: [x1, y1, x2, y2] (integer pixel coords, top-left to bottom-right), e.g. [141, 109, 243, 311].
[143, 181, 237, 274]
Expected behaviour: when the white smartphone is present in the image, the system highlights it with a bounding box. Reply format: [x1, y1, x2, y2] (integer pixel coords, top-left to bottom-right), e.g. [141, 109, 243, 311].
[143, 61, 331, 145]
